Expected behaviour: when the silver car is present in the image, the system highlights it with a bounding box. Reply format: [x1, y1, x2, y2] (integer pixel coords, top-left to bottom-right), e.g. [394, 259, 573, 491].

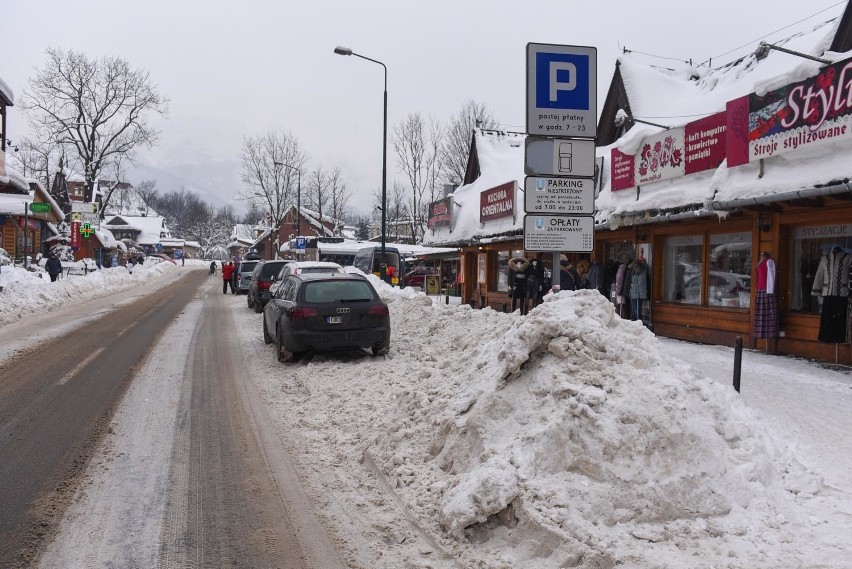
[236, 260, 260, 294]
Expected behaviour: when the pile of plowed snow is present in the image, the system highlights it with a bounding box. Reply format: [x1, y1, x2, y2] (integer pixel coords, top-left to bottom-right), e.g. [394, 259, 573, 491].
[365, 284, 820, 568]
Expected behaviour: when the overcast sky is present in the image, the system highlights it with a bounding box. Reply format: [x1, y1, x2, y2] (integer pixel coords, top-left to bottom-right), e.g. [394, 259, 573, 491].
[5, 0, 847, 215]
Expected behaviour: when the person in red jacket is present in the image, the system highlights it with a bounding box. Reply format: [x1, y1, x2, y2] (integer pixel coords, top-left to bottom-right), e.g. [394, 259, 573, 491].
[222, 261, 235, 294]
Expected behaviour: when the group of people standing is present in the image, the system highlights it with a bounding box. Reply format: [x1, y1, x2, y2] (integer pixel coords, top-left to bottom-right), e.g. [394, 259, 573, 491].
[507, 254, 607, 316]
[219, 261, 238, 294]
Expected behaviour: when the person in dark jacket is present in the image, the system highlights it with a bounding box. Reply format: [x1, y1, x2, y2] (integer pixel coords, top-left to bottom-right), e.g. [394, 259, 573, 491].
[559, 256, 580, 291]
[45, 254, 63, 282]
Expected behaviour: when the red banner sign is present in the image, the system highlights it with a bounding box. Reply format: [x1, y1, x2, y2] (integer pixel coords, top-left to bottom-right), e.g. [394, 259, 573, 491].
[70, 221, 81, 250]
[479, 181, 515, 222]
[610, 112, 726, 191]
[610, 148, 635, 191]
[427, 197, 451, 228]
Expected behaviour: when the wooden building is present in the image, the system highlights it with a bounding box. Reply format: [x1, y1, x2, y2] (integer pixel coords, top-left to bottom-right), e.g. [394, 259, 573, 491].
[425, 8, 852, 364]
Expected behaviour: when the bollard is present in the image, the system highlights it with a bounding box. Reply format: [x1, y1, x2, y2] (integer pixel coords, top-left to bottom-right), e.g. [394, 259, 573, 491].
[445, 289, 450, 305]
[733, 336, 743, 393]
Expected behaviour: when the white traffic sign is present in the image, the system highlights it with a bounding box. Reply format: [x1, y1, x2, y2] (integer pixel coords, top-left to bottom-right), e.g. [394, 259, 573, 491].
[80, 212, 99, 226]
[527, 43, 597, 138]
[71, 202, 98, 214]
[524, 177, 595, 215]
[524, 136, 596, 178]
[523, 215, 594, 252]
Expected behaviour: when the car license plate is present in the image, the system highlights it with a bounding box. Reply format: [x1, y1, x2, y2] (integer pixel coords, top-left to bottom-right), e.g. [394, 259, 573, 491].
[326, 315, 343, 325]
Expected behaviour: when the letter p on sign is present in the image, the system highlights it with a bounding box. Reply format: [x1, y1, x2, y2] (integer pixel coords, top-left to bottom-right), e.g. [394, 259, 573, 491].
[535, 52, 590, 111]
[550, 61, 576, 101]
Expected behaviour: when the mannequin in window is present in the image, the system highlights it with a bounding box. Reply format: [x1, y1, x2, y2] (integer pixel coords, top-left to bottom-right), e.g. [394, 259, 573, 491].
[614, 253, 631, 318]
[628, 257, 649, 321]
[508, 256, 529, 315]
[811, 244, 851, 343]
[754, 251, 779, 345]
[525, 254, 545, 309]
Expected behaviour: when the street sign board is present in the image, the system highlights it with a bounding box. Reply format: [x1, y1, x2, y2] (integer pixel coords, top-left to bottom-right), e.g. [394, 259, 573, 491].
[524, 177, 595, 215]
[527, 43, 597, 138]
[524, 136, 596, 178]
[70, 221, 81, 251]
[71, 202, 98, 214]
[29, 202, 51, 213]
[295, 237, 306, 253]
[523, 215, 594, 252]
[80, 212, 99, 225]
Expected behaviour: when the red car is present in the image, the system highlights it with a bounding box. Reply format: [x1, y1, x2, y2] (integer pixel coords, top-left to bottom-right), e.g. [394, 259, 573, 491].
[404, 266, 437, 288]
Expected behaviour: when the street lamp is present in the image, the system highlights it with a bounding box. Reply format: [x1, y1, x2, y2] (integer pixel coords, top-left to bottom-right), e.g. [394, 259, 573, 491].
[334, 45, 388, 281]
[273, 161, 301, 257]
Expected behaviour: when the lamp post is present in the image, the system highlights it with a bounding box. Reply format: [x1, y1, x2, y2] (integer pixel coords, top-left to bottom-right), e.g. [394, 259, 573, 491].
[334, 45, 388, 281]
[273, 161, 301, 257]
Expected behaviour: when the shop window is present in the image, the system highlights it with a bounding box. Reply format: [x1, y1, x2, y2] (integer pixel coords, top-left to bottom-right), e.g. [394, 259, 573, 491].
[791, 223, 852, 313]
[494, 249, 524, 292]
[663, 235, 703, 304]
[706, 232, 752, 308]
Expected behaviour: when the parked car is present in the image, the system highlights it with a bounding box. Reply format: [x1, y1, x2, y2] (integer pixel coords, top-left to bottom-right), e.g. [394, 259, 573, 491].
[268, 261, 344, 296]
[403, 266, 437, 288]
[683, 271, 751, 307]
[236, 260, 260, 294]
[247, 259, 289, 312]
[352, 245, 401, 286]
[262, 272, 391, 362]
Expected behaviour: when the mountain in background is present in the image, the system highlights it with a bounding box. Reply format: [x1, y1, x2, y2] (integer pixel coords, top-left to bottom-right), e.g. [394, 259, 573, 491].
[126, 158, 243, 213]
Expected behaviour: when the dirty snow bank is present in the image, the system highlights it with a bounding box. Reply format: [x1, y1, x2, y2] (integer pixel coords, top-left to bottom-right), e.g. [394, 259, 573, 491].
[365, 285, 822, 568]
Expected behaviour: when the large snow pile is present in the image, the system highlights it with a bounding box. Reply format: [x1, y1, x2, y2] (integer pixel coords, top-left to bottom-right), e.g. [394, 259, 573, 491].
[361, 283, 822, 568]
[0, 260, 178, 327]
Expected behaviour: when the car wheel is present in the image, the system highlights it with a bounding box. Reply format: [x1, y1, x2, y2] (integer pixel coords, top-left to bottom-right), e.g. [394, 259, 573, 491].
[276, 327, 295, 363]
[262, 316, 273, 344]
[372, 345, 389, 356]
[253, 297, 263, 313]
[247, 293, 254, 309]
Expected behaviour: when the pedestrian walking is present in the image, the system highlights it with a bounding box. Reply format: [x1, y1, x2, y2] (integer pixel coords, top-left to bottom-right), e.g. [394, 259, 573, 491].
[230, 261, 239, 294]
[222, 261, 234, 294]
[45, 254, 63, 282]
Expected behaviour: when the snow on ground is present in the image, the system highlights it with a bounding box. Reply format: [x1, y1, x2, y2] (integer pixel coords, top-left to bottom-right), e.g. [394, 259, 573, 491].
[237, 279, 852, 568]
[2, 265, 851, 568]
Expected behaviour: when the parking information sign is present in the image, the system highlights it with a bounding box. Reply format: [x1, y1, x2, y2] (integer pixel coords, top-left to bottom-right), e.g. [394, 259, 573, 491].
[524, 177, 595, 215]
[295, 237, 306, 253]
[527, 43, 597, 138]
[523, 215, 594, 252]
[524, 136, 597, 178]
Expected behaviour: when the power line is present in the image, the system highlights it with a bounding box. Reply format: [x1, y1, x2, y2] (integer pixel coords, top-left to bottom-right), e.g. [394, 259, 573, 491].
[621, 48, 690, 64]
[701, 1, 846, 66]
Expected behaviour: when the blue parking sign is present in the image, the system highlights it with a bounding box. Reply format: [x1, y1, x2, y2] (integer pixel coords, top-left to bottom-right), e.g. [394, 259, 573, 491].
[527, 43, 597, 138]
[535, 52, 590, 111]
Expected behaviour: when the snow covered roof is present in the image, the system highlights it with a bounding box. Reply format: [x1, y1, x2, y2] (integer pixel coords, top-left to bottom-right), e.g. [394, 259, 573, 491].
[0, 168, 64, 219]
[597, 14, 852, 227]
[102, 214, 170, 245]
[94, 228, 123, 249]
[0, 75, 14, 106]
[232, 224, 257, 241]
[422, 129, 525, 247]
[0, 164, 31, 193]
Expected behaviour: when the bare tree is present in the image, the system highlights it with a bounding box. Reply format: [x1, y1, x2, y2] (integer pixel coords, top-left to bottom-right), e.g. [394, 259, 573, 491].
[392, 113, 443, 243]
[373, 180, 409, 243]
[22, 48, 168, 204]
[441, 100, 497, 186]
[241, 201, 265, 225]
[237, 131, 307, 252]
[305, 166, 329, 232]
[7, 134, 62, 190]
[135, 179, 159, 215]
[327, 167, 353, 236]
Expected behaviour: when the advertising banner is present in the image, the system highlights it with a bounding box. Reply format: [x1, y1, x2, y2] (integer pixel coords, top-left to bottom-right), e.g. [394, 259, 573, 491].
[728, 57, 852, 166]
[479, 181, 516, 222]
[427, 197, 452, 228]
[610, 111, 726, 191]
[70, 221, 81, 250]
[610, 148, 635, 191]
[684, 112, 727, 174]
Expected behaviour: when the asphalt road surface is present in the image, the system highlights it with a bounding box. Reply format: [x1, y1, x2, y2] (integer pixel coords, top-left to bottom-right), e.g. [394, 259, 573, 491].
[0, 269, 343, 568]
